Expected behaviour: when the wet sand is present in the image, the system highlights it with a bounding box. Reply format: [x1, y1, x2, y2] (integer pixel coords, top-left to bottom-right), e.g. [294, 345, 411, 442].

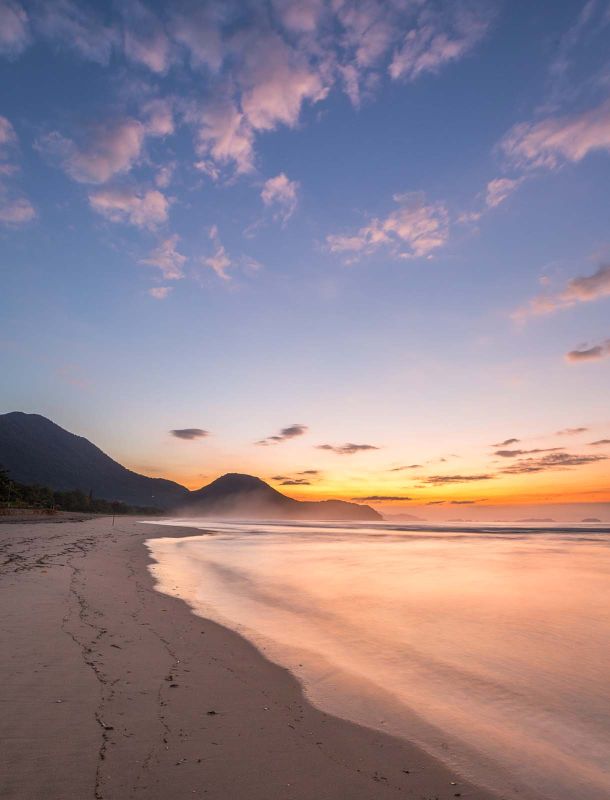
[0, 516, 498, 800]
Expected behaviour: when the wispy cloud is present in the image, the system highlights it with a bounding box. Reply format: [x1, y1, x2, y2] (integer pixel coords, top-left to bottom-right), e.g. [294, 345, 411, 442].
[494, 447, 563, 458]
[203, 225, 231, 280]
[0, 0, 30, 58]
[390, 2, 493, 81]
[316, 443, 379, 455]
[589, 439, 610, 446]
[556, 427, 588, 436]
[389, 464, 423, 471]
[485, 177, 523, 208]
[351, 495, 412, 502]
[492, 437, 520, 447]
[141, 235, 186, 280]
[261, 173, 299, 222]
[513, 263, 610, 321]
[501, 97, 610, 171]
[170, 428, 209, 440]
[148, 286, 172, 300]
[89, 186, 169, 229]
[327, 192, 449, 262]
[421, 473, 495, 485]
[501, 452, 605, 474]
[566, 338, 610, 363]
[0, 115, 35, 225]
[279, 478, 311, 486]
[256, 424, 308, 446]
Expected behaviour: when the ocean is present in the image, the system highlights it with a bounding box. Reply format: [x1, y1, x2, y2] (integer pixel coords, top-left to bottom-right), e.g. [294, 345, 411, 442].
[146, 520, 610, 800]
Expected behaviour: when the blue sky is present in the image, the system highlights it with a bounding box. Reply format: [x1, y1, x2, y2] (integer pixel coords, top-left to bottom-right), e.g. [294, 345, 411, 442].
[1, 0, 610, 515]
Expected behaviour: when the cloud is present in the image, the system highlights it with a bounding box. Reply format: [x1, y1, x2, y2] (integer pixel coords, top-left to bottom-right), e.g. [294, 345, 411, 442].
[170, 4, 223, 71]
[237, 31, 328, 132]
[316, 443, 379, 455]
[589, 439, 610, 446]
[40, 118, 146, 184]
[422, 474, 495, 485]
[492, 438, 520, 447]
[0, 196, 35, 224]
[257, 424, 309, 446]
[390, 2, 492, 81]
[327, 192, 449, 261]
[89, 186, 169, 229]
[0, 115, 35, 225]
[280, 479, 311, 486]
[34, 0, 117, 64]
[148, 286, 172, 300]
[142, 98, 175, 137]
[203, 225, 232, 280]
[297, 469, 320, 475]
[556, 427, 588, 436]
[513, 264, 610, 320]
[501, 97, 610, 171]
[273, 0, 324, 33]
[389, 464, 422, 471]
[261, 173, 299, 222]
[0, 0, 30, 58]
[449, 499, 479, 504]
[494, 447, 563, 458]
[122, 0, 171, 73]
[501, 452, 606, 475]
[485, 177, 523, 208]
[566, 339, 610, 363]
[140, 235, 186, 280]
[351, 495, 412, 502]
[191, 98, 255, 175]
[170, 428, 209, 440]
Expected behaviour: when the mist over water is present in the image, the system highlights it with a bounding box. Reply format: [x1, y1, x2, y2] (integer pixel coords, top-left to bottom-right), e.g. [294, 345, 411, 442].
[146, 521, 610, 800]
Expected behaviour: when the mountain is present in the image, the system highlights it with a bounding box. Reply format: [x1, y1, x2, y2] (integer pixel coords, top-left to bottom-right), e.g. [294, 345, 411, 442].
[0, 413, 381, 520]
[181, 473, 382, 521]
[0, 412, 189, 509]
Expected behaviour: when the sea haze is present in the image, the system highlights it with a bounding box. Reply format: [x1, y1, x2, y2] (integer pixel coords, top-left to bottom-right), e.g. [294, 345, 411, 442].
[146, 521, 610, 800]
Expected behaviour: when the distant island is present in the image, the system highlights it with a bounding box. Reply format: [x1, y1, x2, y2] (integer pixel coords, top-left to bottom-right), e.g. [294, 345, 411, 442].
[0, 412, 380, 521]
[516, 517, 555, 523]
[581, 517, 602, 523]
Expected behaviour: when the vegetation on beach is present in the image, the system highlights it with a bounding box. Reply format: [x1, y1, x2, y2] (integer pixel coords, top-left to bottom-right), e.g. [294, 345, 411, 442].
[0, 466, 162, 516]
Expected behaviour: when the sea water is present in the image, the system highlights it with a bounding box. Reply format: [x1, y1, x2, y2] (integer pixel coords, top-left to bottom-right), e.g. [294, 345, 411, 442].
[146, 521, 610, 800]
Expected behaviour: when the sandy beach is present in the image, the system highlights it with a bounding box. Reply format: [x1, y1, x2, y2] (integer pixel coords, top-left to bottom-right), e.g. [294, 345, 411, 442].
[0, 516, 497, 800]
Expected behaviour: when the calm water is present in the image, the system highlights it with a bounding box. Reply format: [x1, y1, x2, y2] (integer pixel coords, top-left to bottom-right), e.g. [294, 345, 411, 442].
[146, 520, 610, 800]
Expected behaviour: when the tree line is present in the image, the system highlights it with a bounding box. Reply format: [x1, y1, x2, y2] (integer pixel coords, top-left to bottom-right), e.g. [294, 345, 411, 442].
[0, 466, 162, 516]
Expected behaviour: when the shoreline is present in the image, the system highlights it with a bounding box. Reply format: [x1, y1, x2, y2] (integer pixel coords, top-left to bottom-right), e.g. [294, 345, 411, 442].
[0, 516, 499, 800]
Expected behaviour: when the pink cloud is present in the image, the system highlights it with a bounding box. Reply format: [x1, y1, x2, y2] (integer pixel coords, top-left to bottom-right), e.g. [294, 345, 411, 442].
[273, 0, 324, 33]
[203, 225, 231, 280]
[514, 264, 610, 320]
[40, 118, 146, 184]
[501, 98, 610, 170]
[0, 0, 30, 58]
[486, 177, 523, 208]
[89, 186, 169, 229]
[170, 5, 223, 71]
[142, 98, 174, 137]
[390, 5, 491, 81]
[566, 339, 610, 363]
[238, 33, 328, 132]
[261, 173, 299, 222]
[0, 196, 35, 224]
[192, 98, 255, 174]
[148, 286, 173, 300]
[327, 192, 449, 261]
[34, 0, 117, 64]
[140, 234, 186, 280]
[122, 0, 170, 73]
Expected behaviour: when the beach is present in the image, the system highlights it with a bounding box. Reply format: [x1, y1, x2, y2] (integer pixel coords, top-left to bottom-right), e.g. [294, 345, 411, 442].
[0, 516, 496, 800]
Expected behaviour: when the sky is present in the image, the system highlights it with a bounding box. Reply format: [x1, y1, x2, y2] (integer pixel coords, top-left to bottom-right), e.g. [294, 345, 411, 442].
[1, 0, 609, 520]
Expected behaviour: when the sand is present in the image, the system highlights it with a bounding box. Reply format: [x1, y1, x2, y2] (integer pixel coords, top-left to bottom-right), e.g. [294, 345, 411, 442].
[0, 517, 499, 800]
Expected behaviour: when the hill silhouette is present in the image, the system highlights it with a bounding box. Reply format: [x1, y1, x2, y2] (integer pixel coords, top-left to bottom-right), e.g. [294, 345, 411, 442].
[0, 413, 380, 520]
[183, 473, 381, 520]
[0, 412, 188, 509]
